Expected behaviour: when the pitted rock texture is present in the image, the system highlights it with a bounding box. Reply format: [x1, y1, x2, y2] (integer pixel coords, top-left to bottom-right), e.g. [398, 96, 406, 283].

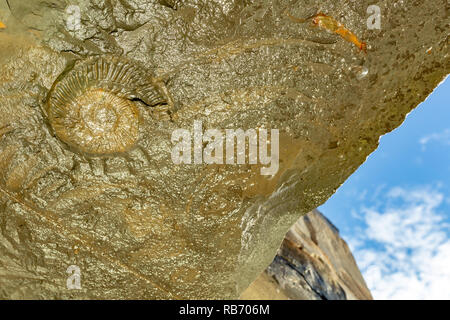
[0, 0, 448, 299]
[241, 210, 372, 300]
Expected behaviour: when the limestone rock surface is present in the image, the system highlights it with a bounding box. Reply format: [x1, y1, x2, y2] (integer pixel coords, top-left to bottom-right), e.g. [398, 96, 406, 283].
[0, 0, 448, 299]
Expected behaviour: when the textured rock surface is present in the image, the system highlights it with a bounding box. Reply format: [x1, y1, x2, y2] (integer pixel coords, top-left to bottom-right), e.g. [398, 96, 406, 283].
[0, 1, 448, 299]
[241, 210, 372, 300]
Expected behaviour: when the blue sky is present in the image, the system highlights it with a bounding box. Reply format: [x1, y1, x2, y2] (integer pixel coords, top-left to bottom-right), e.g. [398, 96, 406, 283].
[319, 76, 450, 299]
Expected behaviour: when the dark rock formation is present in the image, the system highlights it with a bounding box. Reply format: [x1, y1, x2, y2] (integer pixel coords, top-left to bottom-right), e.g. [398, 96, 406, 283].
[241, 210, 372, 300]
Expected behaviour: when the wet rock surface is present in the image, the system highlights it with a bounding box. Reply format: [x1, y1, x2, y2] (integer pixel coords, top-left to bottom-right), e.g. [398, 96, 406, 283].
[0, 1, 448, 299]
[241, 210, 372, 300]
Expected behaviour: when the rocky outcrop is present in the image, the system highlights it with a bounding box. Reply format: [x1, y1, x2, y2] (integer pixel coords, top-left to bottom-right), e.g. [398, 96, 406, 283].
[241, 210, 372, 300]
[0, 1, 448, 299]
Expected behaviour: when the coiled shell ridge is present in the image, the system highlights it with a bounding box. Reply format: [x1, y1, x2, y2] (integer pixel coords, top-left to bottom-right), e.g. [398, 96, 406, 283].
[46, 56, 167, 155]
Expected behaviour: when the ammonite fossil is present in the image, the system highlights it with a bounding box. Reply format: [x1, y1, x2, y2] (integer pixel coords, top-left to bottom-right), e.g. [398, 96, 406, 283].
[45, 56, 167, 155]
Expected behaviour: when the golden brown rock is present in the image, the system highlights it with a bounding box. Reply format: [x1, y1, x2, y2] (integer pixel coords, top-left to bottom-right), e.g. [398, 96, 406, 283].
[0, 0, 448, 299]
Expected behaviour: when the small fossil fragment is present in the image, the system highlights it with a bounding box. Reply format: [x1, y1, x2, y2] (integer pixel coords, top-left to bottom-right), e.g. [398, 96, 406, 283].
[285, 11, 367, 53]
[312, 13, 367, 53]
[46, 56, 167, 155]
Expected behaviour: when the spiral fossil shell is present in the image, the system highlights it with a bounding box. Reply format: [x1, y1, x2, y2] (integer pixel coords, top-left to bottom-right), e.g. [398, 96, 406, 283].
[46, 56, 167, 155]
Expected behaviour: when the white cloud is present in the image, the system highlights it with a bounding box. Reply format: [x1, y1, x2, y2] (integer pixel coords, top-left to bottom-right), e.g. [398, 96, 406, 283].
[419, 129, 450, 150]
[348, 186, 450, 300]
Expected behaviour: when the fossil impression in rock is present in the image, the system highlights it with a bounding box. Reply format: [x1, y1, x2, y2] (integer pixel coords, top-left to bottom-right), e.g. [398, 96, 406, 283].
[45, 56, 166, 155]
[0, 0, 448, 300]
